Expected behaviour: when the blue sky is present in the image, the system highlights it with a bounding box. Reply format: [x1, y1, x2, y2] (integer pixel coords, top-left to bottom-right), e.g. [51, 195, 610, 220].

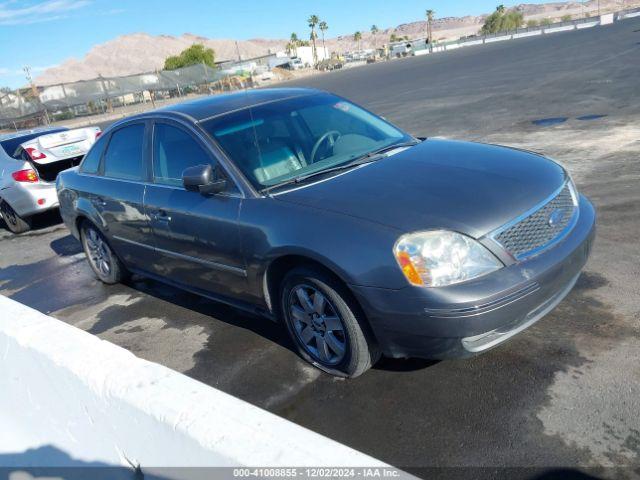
[1, 0, 550, 88]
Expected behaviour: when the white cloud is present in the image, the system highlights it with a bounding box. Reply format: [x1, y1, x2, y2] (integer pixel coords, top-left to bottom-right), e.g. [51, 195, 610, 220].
[0, 0, 91, 25]
[103, 8, 125, 15]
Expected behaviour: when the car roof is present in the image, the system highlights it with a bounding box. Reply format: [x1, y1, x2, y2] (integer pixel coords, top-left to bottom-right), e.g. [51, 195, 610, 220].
[148, 87, 323, 123]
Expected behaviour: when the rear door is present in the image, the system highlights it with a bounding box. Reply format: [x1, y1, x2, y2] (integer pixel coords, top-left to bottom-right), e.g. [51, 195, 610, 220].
[144, 120, 246, 297]
[91, 121, 155, 269]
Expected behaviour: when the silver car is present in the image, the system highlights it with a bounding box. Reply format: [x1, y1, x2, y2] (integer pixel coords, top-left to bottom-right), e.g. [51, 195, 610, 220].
[0, 126, 100, 233]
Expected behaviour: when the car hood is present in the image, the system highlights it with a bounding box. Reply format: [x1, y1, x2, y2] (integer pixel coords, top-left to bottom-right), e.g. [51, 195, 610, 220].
[274, 139, 566, 238]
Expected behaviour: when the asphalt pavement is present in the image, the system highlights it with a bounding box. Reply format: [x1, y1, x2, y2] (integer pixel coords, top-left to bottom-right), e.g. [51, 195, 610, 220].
[1, 17, 639, 478]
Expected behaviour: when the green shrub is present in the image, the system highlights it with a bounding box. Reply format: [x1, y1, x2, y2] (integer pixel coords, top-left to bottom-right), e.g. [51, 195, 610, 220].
[480, 6, 525, 34]
[165, 44, 215, 71]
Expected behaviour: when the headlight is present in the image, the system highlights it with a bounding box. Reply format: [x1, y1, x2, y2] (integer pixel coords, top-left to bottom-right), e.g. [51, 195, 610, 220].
[393, 230, 503, 287]
[567, 175, 579, 206]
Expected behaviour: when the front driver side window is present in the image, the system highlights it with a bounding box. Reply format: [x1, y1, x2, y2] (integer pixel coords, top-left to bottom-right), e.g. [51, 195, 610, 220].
[153, 124, 217, 187]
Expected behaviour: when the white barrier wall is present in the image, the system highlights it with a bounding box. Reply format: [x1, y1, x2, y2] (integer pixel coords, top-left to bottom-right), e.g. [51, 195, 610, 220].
[460, 39, 483, 46]
[543, 25, 576, 33]
[576, 21, 599, 29]
[600, 13, 615, 24]
[512, 30, 542, 38]
[484, 35, 511, 43]
[0, 295, 387, 471]
[407, 10, 636, 58]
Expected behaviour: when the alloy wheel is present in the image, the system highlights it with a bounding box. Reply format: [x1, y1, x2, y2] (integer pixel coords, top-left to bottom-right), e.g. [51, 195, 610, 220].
[289, 284, 347, 365]
[1, 203, 17, 227]
[85, 228, 112, 277]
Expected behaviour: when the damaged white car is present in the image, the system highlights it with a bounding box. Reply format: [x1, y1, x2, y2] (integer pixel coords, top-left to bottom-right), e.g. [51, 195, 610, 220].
[0, 126, 101, 233]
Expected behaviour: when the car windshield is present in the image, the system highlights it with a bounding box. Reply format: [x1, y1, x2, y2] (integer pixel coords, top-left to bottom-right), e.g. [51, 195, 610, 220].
[201, 93, 412, 190]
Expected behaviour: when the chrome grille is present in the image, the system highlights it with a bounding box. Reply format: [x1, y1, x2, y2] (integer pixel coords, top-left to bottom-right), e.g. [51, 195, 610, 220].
[495, 183, 576, 259]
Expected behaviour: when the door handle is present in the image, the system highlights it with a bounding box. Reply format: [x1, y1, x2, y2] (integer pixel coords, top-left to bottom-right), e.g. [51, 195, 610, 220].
[151, 210, 171, 223]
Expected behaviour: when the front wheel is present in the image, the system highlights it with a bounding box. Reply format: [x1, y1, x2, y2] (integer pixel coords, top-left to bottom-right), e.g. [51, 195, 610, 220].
[280, 267, 380, 378]
[80, 222, 128, 284]
[0, 200, 32, 234]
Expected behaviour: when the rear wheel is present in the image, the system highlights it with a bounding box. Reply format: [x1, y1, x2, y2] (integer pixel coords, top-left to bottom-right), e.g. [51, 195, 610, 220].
[0, 200, 31, 234]
[280, 267, 380, 378]
[80, 222, 128, 284]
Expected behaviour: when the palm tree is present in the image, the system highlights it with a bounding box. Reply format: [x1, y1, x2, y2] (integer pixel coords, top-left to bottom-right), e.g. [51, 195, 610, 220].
[354, 31, 362, 52]
[308, 14, 320, 67]
[426, 9, 435, 52]
[497, 4, 506, 14]
[287, 32, 299, 56]
[371, 25, 379, 51]
[319, 21, 328, 58]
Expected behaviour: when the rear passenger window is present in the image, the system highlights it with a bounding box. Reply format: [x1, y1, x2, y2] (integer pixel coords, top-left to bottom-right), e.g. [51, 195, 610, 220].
[80, 135, 107, 174]
[153, 124, 215, 187]
[103, 124, 145, 181]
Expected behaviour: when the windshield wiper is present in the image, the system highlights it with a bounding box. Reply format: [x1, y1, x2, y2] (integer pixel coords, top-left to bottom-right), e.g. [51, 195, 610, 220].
[362, 140, 420, 158]
[261, 157, 377, 194]
[261, 140, 420, 194]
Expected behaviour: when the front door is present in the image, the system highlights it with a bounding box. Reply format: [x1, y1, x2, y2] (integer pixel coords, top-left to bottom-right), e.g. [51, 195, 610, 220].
[144, 120, 246, 298]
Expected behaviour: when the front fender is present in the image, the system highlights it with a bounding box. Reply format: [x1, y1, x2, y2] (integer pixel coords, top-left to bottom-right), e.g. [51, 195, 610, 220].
[239, 197, 408, 301]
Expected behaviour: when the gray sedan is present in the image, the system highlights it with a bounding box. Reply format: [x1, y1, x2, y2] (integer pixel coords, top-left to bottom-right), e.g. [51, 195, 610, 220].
[56, 88, 595, 377]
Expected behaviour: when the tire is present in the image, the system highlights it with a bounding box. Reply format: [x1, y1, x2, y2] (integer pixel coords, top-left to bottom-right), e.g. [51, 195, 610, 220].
[0, 200, 32, 234]
[80, 221, 128, 284]
[280, 266, 381, 378]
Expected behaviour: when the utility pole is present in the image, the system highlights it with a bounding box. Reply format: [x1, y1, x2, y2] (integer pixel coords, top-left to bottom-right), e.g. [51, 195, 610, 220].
[23, 66, 39, 98]
[98, 74, 110, 114]
[23, 66, 49, 125]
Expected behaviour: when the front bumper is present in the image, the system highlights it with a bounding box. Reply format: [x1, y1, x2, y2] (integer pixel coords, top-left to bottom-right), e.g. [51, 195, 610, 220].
[0, 181, 59, 217]
[351, 194, 596, 359]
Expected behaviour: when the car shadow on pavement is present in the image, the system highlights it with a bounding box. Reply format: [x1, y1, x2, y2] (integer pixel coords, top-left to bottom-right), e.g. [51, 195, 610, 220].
[50, 234, 83, 257]
[0, 209, 63, 235]
[374, 356, 439, 372]
[124, 275, 443, 374]
[30, 209, 64, 229]
[123, 275, 297, 355]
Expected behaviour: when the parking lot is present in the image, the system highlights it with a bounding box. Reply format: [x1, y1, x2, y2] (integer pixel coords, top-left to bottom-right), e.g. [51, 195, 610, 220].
[1, 17, 639, 476]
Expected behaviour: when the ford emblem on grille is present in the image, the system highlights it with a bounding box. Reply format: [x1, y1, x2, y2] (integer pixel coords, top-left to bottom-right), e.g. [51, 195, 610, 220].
[548, 208, 566, 227]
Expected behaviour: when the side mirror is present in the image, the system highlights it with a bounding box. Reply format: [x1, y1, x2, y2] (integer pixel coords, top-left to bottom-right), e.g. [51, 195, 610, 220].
[182, 164, 227, 195]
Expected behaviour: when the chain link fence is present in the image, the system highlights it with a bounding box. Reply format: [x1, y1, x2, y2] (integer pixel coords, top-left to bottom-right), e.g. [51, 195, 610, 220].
[0, 62, 255, 130]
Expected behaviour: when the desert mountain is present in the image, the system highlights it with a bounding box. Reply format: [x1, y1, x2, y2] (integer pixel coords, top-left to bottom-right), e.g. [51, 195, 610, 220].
[35, 0, 638, 86]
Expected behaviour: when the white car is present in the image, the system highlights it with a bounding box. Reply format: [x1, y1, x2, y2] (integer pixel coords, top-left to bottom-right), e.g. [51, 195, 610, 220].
[289, 58, 305, 70]
[0, 126, 100, 233]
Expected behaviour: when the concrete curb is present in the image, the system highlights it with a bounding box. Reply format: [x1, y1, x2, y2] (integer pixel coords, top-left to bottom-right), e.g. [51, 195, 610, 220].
[0, 295, 387, 469]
